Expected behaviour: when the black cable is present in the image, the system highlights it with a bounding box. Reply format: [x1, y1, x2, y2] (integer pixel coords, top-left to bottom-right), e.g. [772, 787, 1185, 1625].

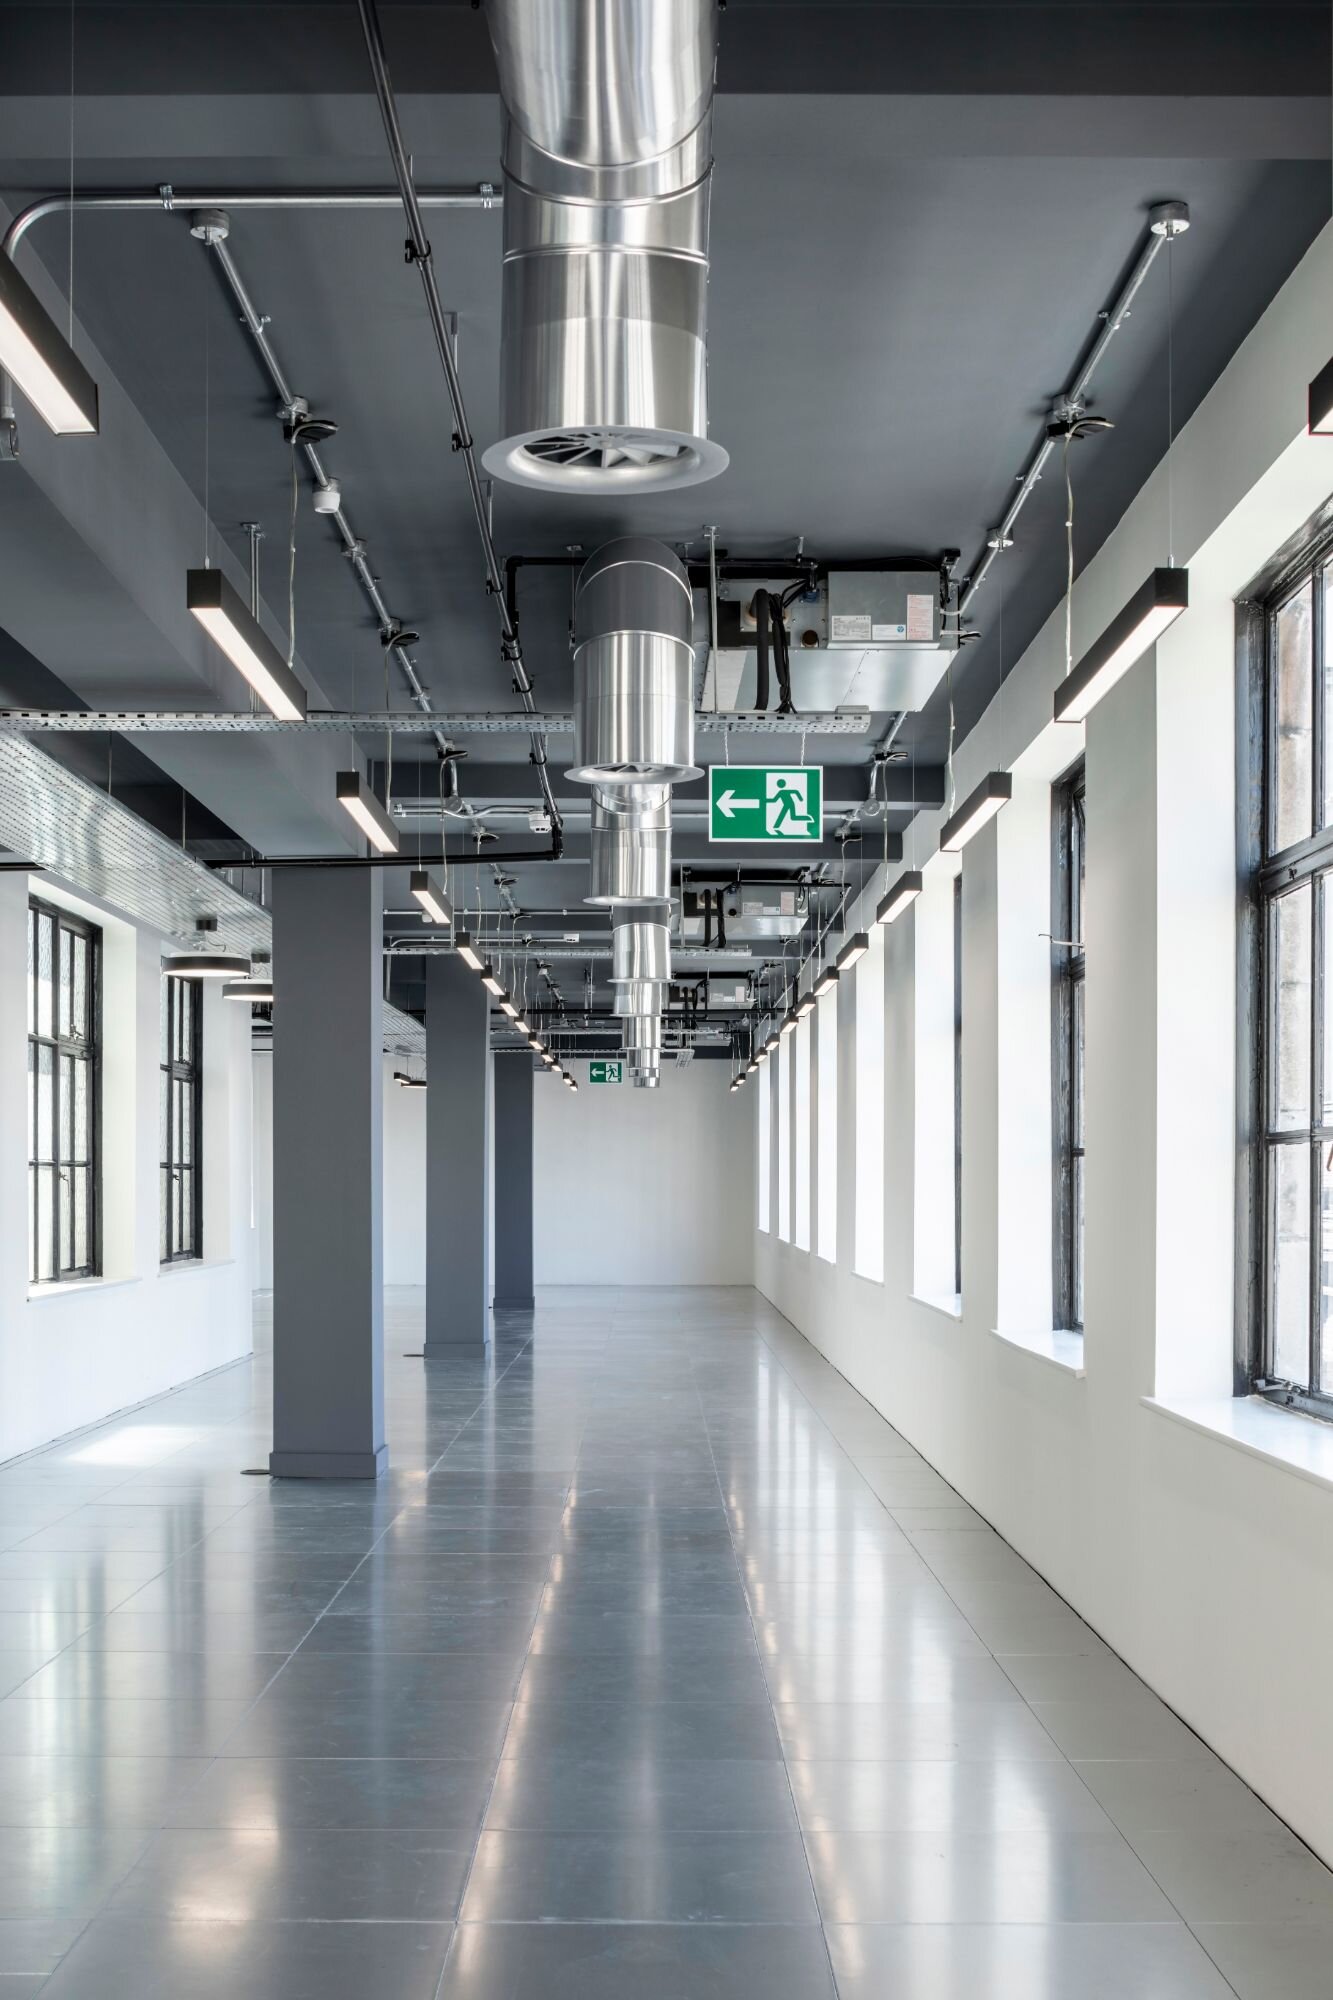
[771, 593, 796, 716]
[753, 589, 771, 713]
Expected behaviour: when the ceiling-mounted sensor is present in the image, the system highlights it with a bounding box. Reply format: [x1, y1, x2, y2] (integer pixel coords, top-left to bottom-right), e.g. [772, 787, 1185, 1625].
[313, 479, 341, 515]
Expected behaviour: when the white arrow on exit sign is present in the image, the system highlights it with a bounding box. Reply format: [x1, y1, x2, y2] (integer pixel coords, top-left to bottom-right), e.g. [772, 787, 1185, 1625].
[715, 789, 761, 819]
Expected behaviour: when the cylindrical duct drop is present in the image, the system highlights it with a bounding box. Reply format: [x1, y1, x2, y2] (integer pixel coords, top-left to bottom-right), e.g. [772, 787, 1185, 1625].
[611, 911, 671, 987]
[569, 539, 698, 784]
[586, 784, 673, 906]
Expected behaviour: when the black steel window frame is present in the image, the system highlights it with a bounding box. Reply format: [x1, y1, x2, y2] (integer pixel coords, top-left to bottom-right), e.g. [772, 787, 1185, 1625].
[1238, 509, 1333, 1420]
[1051, 759, 1086, 1334]
[160, 973, 203, 1263]
[27, 896, 101, 1284]
[953, 870, 963, 1300]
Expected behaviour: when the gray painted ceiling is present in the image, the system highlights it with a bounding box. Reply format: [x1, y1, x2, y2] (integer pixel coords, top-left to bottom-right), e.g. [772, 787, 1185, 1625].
[0, 0, 1329, 1030]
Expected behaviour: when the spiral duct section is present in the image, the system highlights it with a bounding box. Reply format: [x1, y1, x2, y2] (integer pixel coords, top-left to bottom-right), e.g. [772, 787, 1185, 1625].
[480, 0, 727, 494]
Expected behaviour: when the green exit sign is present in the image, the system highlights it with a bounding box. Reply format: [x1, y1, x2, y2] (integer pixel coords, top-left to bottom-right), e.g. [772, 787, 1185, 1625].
[709, 765, 824, 843]
[588, 1060, 624, 1084]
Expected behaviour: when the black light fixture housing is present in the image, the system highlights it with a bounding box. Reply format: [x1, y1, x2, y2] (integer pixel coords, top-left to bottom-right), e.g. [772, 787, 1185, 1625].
[835, 931, 870, 972]
[876, 870, 924, 926]
[939, 771, 1012, 853]
[1309, 355, 1333, 436]
[813, 965, 840, 999]
[187, 568, 307, 721]
[1053, 567, 1189, 725]
[0, 253, 99, 435]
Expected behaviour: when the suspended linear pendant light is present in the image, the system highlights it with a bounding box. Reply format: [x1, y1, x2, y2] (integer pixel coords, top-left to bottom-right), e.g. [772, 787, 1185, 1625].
[336, 771, 398, 853]
[409, 868, 452, 925]
[454, 931, 484, 973]
[940, 771, 1011, 852]
[1054, 567, 1189, 724]
[0, 255, 98, 435]
[876, 870, 924, 925]
[835, 931, 870, 971]
[813, 965, 840, 999]
[186, 569, 307, 720]
[169, 952, 252, 979]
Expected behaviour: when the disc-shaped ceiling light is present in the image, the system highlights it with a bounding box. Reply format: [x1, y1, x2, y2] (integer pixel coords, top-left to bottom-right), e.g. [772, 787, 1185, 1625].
[187, 569, 307, 721]
[223, 979, 274, 1002]
[168, 953, 252, 980]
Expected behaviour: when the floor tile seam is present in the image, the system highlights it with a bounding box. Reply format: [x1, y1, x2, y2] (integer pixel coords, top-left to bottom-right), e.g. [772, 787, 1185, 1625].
[689, 1345, 844, 2000]
[419, 1336, 541, 1483]
[437, 1336, 600, 1969]
[14, 1907, 95, 1998]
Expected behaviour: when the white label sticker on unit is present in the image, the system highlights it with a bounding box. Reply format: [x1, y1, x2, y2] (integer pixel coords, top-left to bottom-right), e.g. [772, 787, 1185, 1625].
[905, 593, 934, 641]
[780, 891, 796, 915]
[872, 622, 907, 641]
[830, 613, 873, 642]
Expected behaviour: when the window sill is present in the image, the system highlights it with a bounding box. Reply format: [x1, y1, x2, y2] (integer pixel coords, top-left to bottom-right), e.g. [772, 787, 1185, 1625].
[158, 1256, 232, 1278]
[1143, 1393, 1333, 1497]
[991, 1324, 1086, 1377]
[912, 1291, 963, 1323]
[27, 1273, 139, 1304]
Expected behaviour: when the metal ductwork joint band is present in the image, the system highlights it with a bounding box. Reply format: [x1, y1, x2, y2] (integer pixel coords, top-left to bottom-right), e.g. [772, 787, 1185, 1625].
[570, 538, 698, 785]
[481, 0, 727, 493]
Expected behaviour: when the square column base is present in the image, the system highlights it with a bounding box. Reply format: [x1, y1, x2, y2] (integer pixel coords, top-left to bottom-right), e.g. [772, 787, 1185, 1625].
[269, 1445, 390, 1481]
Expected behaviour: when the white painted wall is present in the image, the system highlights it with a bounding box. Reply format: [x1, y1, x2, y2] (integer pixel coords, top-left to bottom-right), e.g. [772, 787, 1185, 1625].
[757, 221, 1333, 1868]
[0, 876, 253, 1461]
[535, 1060, 754, 1286]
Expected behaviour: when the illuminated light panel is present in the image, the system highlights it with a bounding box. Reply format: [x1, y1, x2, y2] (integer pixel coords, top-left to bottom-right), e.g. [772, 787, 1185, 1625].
[187, 569, 307, 721]
[835, 930, 870, 971]
[409, 868, 453, 926]
[1053, 567, 1189, 725]
[335, 771, 398, 853]
[0, 254, 99, 434]
[876, 869, 924, 925]
[939, 772, 1011, 853]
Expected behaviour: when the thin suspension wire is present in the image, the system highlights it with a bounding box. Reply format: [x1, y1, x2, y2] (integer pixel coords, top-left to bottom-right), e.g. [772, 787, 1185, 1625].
[286, 450, 299, 670]
[1063, 433, 1075, 679]
[1166, 232, 1176, 567]
[67, 2, 75, 338]
[202, 279, 210, 565]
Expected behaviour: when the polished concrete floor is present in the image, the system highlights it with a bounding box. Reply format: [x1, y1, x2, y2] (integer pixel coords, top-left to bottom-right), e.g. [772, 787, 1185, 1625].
[0, 1287, 1328, 1996]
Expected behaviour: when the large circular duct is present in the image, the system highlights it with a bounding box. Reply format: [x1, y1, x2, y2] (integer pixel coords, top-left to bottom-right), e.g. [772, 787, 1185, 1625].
[624, 1016, 664, 1052]
[586, 783, 672, 906]
[569, 539, 697, 784]
[611, 909, 671, 986]
[612, 980, 665, 1019]
[480, 0, 728, 494]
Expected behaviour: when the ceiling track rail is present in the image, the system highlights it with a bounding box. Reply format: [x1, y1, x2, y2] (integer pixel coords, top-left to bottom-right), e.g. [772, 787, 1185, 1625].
[958, 199, 1189, 616]
[355, 0, 564, 858]
[0, 708, 872, 736]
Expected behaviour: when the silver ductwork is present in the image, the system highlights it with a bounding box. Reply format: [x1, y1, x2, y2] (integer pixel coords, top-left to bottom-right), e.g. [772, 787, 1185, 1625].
[570, 539, 698, 786]
[610, 910, 672, 986]
[587, 783, 672, 906]
[481, 0, 727, 493]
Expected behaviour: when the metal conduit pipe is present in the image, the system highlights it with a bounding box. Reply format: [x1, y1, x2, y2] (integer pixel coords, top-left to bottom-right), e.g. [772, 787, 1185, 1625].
[958, 199, 1189, 614]
[354, 0, 564, 857]
[201, 231, 447, 754]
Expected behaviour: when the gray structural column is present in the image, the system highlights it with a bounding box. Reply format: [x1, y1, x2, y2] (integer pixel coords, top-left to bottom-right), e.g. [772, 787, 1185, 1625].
[425, 953, 492, 1349]
[493, 1054, 535, 1309]
[270, 866, 387, 1479]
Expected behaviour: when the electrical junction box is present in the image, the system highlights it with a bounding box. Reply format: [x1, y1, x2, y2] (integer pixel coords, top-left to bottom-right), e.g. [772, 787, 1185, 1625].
[696, 568, 952, 714]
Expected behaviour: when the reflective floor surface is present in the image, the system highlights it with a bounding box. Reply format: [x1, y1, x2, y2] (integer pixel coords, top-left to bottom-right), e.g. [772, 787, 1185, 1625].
[0, 1286, 1328, 1996]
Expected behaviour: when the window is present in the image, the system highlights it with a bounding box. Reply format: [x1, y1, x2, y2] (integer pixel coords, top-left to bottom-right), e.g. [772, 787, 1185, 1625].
[778, 1029, 792, 1243]
[854, 923, 885, 1280]
[817, 983, 838, 1261]
[1248, 554, 1333, 1415]
[1052, 762, 1086, 1332]
[795, 1012, 811, 1251]
[27, 898, 99, 1284]
[757, 1056, 771, 1232]
[161, 974, 203, 1262]
[953, 873, 963, 1299]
